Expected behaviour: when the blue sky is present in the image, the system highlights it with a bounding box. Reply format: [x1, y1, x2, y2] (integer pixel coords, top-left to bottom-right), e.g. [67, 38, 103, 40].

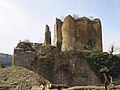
[0, 0, 120, 54]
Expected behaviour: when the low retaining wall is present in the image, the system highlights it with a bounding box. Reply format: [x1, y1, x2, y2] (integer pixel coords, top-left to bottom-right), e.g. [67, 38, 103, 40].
[67, 85, 120, 90]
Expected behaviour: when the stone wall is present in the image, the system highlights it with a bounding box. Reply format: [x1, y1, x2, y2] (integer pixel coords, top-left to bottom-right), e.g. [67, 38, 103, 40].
[54, 15, 102, 51]
[14, 48, 35, 70]
[53, 18, 63, 47]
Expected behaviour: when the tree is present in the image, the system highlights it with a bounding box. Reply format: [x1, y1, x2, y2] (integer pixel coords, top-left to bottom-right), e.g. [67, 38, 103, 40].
[87, 52, 120, 83]
[108, 44, 120, 54]
[1, 64, 5, 68]
[72, 14, 79, 20]
[89, 16, 94, 21]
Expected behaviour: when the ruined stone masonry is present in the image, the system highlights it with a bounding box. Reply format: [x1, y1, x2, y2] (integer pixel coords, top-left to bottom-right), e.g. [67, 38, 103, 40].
[53, 18, 63, 47]
[14, 15, 103, 86]
[44, 24, 51, 45]
[14, 44, 101, 86]
[54, 15, 102, 51]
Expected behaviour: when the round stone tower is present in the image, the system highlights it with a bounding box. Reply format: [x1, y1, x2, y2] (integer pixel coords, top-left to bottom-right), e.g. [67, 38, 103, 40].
[93, 19, 102, 51]
[61, 15, 76, 51]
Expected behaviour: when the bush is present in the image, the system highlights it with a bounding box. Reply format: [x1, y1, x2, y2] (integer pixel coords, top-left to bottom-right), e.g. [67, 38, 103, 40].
[86, 52, 120, 83]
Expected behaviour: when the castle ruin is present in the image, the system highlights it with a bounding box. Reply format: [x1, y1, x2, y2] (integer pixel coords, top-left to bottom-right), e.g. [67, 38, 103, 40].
[44, 24, 51, 45]
[14, 15, 103, 86]
[53, 15, 102, 51]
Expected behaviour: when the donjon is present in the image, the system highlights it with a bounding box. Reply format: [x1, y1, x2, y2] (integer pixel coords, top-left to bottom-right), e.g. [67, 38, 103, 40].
[54, 15, 102, 51]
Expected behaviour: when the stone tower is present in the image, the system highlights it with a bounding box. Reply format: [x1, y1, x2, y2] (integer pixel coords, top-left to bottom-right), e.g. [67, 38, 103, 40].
[54, 15, 103, 51]
[44, 24, 51, 45]
[62, 15, 76, 51]
[53, 18, 63, 48]
[74, 17, 102, 51]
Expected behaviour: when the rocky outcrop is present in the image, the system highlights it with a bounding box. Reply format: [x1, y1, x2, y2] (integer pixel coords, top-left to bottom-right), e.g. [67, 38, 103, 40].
[44, 24, 51, 45]
[54, 15, 102, 51]
[14, 42, 101, 86]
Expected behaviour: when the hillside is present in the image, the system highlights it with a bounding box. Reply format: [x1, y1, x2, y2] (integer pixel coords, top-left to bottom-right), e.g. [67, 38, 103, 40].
[0, 53, 12, 67]
[0, 66, 50, 90]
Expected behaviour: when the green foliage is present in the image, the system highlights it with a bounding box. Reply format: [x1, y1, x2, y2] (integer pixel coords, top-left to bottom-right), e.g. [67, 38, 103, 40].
[86, 52, 120, 81]
[43, 44, 51, 49]
[57, 41, 62, 50]
[100, 67, 109, 73]
[84, 39, 96, 50]
[1, 64, 5, 68]
[117, 54, 120, 58]
[72, 14, 79, 20]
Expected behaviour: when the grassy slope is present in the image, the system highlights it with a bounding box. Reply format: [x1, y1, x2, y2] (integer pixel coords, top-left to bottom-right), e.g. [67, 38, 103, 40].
[0, 66, 50, 90]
